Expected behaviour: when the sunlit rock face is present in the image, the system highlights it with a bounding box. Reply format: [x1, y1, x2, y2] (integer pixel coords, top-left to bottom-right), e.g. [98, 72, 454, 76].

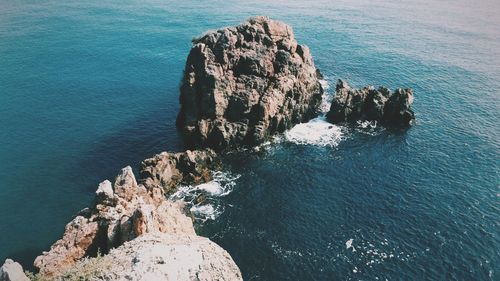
[63, 232, 243, 281]
[177, 16, 323, 150]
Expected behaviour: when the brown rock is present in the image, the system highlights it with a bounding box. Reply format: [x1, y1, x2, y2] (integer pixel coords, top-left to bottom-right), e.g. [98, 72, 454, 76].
[177, 16, 323, 150]
[114, 166, 143, 201]
[140, 149, 217, 193]
[33, 216, 99, 277]
[326, 79, 415, 127]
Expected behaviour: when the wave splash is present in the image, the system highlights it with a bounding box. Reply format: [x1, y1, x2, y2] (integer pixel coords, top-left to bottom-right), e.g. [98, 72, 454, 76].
[285, 117, 343, 147]
[283, 78, 344, 147]
[170, 171, 241, 222]
[319, 78, 333, 113]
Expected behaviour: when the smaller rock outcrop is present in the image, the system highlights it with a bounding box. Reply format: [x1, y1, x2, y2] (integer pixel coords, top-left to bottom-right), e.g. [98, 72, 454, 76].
[326, 79, 415, 127]
[62, 232, 242, 281]
[177, 16, 323, 150]
[34, 150, 218, 277]
[140, 149, 217, 193]
[0, 259, 29, 281]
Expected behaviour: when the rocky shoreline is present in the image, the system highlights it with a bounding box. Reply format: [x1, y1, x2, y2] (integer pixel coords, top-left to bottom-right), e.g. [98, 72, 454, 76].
[1, 16, 415, 281]
[6, 150, 241, 280]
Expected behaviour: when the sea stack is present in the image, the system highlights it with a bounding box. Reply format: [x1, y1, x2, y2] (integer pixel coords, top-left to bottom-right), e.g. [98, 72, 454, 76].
[326, 79, 415, 127]
[177, 16, 323, 150]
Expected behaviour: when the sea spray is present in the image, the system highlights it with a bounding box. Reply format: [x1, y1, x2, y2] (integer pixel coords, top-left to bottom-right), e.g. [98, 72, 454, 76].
[319, 78, 333, 113]
[170, 171, 241, 222]
[284, 117, 344, 147]
[283, 78, 346, 147]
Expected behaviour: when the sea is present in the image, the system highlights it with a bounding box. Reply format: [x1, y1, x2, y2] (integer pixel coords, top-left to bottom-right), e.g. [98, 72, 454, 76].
[0, 0, 499, 280]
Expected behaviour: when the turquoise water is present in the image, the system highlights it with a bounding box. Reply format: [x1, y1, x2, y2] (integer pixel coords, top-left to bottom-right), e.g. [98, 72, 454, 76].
[0, 0, 499, 280]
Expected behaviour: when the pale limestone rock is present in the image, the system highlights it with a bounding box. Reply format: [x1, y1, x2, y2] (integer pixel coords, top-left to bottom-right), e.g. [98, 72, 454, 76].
[0, 259, 29, 281]
[62, 232, 242, 281]
[95, 180, 113, 203]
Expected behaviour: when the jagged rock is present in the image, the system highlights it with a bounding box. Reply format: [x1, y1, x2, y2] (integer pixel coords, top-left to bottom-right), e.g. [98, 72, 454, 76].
[114, 166, 143, 201]
[0, 259, 29, 281]
[384, 88, 415, 126]
[326, 79, 415, 127]
[177, 16, 323, 150]
[34, 149, 217, 277]
[61, 232, 242, 281]
[33, 216, 99, 277]
[95, 180, 113, 204]
[140, 149, 217, 193]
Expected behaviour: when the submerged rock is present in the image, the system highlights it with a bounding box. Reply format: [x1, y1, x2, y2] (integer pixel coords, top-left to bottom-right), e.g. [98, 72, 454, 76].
[177, 16, 323, 150]
[62, 232, 242, 281]
[0, 259, 29, 281]
[326, 79, 415, 127]
[34, 150, 218, 277]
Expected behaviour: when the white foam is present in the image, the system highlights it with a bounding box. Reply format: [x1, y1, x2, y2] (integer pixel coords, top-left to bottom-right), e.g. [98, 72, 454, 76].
[197, 182, 224, 195]
[169, 171, 240, 222]
[189, 204, 218, 221]
[170, 171, 240, 200]
[319, 79, 330, 90]
[251, 135, 283, 153]
[283, 78, 346, 147]
[285, 117, 343, 147]
[357, 120, 378, 129]
[355, 120, 384, 136]
[319, 79, 333, 113]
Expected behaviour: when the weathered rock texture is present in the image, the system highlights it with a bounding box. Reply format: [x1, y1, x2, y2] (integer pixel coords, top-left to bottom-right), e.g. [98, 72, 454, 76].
[140, 149, 217, 193]
[0, 259, 29, 281]
[326, 79, 415, 127]
[61, 232, 242, 281]
[34, 150, 218, 277]
[177, 16, 323, 149]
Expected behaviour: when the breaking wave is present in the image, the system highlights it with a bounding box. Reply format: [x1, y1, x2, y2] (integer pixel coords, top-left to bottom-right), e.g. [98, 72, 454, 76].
[355, 120, 384, 136]
[319, 78, 333, 113]
[169, 171, 241, 222]
[285, 117, 344, 147]
[283, 78, 345, 147]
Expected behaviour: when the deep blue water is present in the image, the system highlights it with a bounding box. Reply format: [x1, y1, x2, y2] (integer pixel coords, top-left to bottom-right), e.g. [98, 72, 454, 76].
[0, 0, 499, 280]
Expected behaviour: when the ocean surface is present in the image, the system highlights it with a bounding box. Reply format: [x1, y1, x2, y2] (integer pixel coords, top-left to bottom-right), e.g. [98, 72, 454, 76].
[0, 0, 499, 280]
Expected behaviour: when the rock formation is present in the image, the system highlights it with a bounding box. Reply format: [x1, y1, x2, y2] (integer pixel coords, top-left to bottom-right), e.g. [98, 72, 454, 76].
[326, 79, 415, 127]
[177, 16, 323, 150]
[3, 17, 421, 281]
[0, 259, 29, 281]
[140, 149, 217, 193]
[34, 150, 220, 277]
[61, 232, 242, 281]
